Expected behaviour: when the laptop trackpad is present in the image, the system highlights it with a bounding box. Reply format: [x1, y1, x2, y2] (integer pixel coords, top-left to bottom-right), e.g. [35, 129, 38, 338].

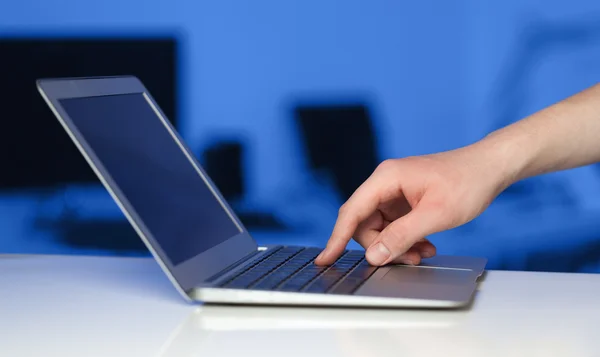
[381, 266, 473, 285]
[356, 265, 478, 301]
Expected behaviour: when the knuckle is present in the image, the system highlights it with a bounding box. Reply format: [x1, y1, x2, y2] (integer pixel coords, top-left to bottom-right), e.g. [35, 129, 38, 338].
[425, 198, 451, 213]
[381, 225, 410, 250]
[376, 159, 397, 172]
[337, 203, 349, 216]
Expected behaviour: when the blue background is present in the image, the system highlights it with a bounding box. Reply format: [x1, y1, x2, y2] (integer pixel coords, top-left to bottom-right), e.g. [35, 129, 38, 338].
[2, 0, 600, 272]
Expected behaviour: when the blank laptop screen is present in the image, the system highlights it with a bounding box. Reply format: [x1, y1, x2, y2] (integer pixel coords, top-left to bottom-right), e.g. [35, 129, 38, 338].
[59, 93, 242, 266]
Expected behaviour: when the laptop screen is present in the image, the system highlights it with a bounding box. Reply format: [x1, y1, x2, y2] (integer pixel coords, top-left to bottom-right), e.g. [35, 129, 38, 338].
[59, 93, 242, 266]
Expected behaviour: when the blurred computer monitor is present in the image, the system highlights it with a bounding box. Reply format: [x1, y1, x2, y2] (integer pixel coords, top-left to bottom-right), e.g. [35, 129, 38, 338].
[294, 103, 380, 201]
[0, 37, 178, 190]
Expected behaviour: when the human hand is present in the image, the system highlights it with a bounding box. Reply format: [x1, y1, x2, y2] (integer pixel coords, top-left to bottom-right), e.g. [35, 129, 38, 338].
[314, 145, 511, 266]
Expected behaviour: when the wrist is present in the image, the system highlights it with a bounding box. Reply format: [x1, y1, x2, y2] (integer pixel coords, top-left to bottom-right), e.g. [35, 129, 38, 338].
[469, 128, 535, 194]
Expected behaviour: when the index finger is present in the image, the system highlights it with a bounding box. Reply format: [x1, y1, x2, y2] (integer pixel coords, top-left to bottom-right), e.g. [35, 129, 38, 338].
[315, 175, 387, 265]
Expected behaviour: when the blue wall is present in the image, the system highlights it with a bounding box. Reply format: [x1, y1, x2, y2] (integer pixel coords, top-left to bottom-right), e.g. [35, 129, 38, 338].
[2, 1, 600, 272]
[1, 1, 473, 198]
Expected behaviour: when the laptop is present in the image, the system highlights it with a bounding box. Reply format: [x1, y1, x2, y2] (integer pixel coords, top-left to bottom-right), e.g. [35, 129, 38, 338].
[37, 76, 486, 308]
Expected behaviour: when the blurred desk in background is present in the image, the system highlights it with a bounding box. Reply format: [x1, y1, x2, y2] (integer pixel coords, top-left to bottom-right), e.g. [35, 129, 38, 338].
[1, 254, 600, 356]
[1, 189, 600, 273]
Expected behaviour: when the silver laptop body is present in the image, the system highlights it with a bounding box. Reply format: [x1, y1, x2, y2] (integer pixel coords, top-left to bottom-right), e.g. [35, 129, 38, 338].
[37, 76, 486, 308]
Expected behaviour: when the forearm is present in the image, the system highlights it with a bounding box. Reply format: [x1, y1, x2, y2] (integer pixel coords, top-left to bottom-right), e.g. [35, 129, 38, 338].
[475, 82, 600, 190]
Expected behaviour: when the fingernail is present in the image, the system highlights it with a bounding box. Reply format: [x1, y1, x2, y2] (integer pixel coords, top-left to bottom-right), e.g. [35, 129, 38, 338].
[315, 251, 325, 261]
[366, 243, 391, 265]
[400, 259, 414, 265]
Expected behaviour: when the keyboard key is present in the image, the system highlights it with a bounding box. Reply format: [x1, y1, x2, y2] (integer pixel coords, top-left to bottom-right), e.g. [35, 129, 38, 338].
[299, 256, 376, 294]
[219, 247, 299, 288]
[224, 280, 253, 289]
[278, 276, 313, 291]
[347, 264, 377, 280]
[219, 247, 376, 293]
[252, 280, 279, 290]
[304, 280, 331, 293]
[248, 251, 318, 289]
[330, 277, 365, 294]
[303, 274, 343, 293]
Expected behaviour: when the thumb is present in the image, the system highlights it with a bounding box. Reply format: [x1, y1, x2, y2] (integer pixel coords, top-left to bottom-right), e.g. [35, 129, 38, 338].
[365, 203, 448, 266]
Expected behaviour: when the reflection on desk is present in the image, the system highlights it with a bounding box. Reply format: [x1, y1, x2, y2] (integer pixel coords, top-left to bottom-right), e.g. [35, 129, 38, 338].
[2, 255, 600, 356]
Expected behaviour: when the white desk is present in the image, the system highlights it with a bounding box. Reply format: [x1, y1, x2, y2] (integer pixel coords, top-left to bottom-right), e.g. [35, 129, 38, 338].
[2, 255, 600, 357]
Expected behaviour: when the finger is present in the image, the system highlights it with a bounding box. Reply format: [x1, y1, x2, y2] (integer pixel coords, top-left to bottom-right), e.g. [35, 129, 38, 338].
[365, 203, 446, 266]
[378, 196, 412, 223]
[391, 240, 437, 265]
[412, 238, 437, 258]
[352, 213, 383, 249]
[315, 175, 390, 265]
[353, 229, 379, 251]
[355, 225, 436, 263]
[390, 247, 423, 265]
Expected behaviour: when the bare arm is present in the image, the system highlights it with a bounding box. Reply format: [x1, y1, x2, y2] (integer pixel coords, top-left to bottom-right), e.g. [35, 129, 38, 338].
[315, 82, 600, 266]
[480, 82, 600, 185]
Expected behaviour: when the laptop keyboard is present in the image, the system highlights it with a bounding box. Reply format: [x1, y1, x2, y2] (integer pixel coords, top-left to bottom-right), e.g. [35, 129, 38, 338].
[217, 246, 378, 294]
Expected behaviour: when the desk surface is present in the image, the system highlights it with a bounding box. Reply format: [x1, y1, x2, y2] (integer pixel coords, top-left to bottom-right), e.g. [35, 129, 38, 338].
[2, 255, 600, 357]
